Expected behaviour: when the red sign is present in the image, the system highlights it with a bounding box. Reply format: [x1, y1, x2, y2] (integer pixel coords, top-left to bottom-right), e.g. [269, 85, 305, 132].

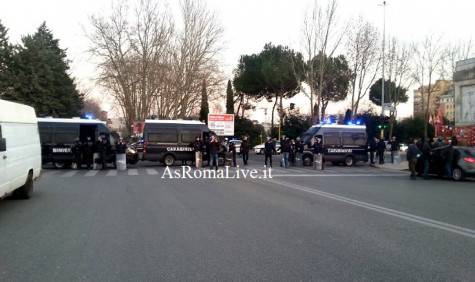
[208, 114, 234, 136]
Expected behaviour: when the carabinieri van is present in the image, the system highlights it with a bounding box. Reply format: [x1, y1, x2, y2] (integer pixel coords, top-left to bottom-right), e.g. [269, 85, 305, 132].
[301, 124, 368, 167]
[142, 120, 210, 166]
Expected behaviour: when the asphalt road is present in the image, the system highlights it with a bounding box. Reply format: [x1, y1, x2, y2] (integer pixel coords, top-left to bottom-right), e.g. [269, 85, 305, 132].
[1, 155, 474, 281]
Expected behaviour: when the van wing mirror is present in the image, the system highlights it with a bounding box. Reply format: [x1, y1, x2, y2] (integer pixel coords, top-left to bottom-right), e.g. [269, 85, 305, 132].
[0, 138, 6, 152]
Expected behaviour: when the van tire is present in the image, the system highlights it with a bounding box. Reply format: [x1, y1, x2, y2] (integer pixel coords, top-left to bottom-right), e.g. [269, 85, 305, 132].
[53, 161, 66, 169]
[302, 155, 313, 166]
[13, 171, 33, 199]
[452, 167, 464, 181]
[163, 155, 175, 166]
[344, 156, 355, 167]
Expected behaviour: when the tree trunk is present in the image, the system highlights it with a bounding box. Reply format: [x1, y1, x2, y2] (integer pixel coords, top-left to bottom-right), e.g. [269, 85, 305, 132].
[271, 94, 279, 134]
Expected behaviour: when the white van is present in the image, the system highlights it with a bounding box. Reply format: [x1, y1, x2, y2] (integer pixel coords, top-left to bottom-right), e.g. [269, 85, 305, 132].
[0, 99, 42, 199]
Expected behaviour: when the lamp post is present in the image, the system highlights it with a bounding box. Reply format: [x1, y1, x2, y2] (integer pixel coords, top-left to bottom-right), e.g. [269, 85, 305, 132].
[380, 1, 386, 116]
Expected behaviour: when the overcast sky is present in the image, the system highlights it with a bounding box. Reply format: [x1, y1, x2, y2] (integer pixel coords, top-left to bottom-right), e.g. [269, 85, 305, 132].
[1, 0, 474, 120]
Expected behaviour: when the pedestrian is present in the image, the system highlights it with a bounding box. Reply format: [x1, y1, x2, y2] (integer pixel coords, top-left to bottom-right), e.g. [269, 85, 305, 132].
[241, 136, 250, 166]
[295, 137, 304, 166]
[281, 137, 291, 168]
[72, 138, 82, 169]
[209, 135, 220, 170]
[193, 136, 203, 169]
[377, 138, 386, 165]
[421, 137, 432, 179]
[115, 137, 127, 170]
[407, 138, 422, 180]
[368, 137, 377, 166]
[312, 136, 324, 170]
[389, 136, 399, 164]
[264, 137, 275, 167]
[229, 141, 237, 167]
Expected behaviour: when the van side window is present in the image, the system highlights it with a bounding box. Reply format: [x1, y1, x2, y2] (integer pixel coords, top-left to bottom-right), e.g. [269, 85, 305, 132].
[54, 125, 78, 144]
[324, 132, 340, 146]
[148, 129, 178, 143]
[181, 131, 201, 144]
[342, 132, 366, 146]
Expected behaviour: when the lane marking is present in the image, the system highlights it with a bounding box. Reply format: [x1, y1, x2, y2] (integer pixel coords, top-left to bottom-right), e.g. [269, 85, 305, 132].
[263, 178, 475, 239]
[84, 170, 99, 177]
[127, 169, 139, 176]
[146, 168, 159, 175]
[271, 173, 406, 177]
[106, 170, 117, 176]
[61, 171, 78, 178]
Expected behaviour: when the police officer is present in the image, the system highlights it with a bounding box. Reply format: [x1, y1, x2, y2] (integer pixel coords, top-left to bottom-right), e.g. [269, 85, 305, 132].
[72, 138, 83, 169]
[241, 136, 250, 166]
[312, 136, 324, 170]
[83, 136, 94, 169]
[377, 138, 386, 165]
[295, 137, 304, 166]
[193, 136, 203, 169]
[368, 137, 377, 166]
[209, 135, 220, 170]
[229, 141, 237, 167]
[264, 137, 275, 167]
[96, 136, 107, 170]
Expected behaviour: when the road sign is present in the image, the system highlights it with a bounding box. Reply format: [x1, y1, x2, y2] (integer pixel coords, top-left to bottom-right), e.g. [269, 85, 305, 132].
[208, 114, 234, 136]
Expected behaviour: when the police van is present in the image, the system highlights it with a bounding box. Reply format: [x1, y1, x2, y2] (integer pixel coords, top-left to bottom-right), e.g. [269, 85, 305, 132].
[37, 117, 117, 168]
[142, 120, 210, 166]
[301, 124, 368, 167]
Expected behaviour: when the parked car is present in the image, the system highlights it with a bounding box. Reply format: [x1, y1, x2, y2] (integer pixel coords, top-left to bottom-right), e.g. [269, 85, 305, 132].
[229, 139, 242, 153]
[0, 99, 42, 199]
[417, 145, 475, 181]
[399, 143, 408, 152]
[254, 141, 281, 155]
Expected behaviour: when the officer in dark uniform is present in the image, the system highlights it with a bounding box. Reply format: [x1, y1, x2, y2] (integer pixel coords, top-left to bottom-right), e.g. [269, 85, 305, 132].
[229, 141, 237, 167]
[72, 138, 83, 169]
[241, 136, 250, 166]
[264, 137, 276, 167]
[96, 136, 107, 169]
[83, 137, 94, 169]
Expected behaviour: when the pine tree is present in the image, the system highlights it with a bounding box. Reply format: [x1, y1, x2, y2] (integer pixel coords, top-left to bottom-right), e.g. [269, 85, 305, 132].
[199, 79, 209, 123]
[0, 20, 14, 98]
[5, 22, 83, 117]
[225, 80, 234, 114]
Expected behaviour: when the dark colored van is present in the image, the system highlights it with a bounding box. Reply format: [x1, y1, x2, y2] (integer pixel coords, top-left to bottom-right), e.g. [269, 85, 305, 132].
[301, 124, 368, 166]
[142, 120, 211, 166]
[37, 118, 117, 168]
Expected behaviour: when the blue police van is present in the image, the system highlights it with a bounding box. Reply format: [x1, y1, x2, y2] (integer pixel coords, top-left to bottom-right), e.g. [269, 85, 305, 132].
[301, 124, 368, 167]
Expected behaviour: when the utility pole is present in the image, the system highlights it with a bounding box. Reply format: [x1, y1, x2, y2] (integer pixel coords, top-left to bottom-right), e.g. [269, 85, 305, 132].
[381, 1, 386, 117]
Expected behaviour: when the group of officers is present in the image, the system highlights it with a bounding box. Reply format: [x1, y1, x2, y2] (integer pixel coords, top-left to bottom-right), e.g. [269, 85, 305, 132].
[262, 136, 323, 169]
[70, 135, 127, 169]
[191, 135, 251, 170]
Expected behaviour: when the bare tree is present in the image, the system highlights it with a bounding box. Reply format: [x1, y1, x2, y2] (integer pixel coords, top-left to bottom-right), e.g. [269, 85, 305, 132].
[443, 39, 473, 79]
[88, 0, 174, 129]
[301, 0, 346, 123]
[346, 16, 380, 117]
[412, 34, 447, 138]
[385, 37, 412, 137]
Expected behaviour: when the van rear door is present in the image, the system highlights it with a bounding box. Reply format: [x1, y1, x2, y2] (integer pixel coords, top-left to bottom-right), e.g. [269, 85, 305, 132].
[0, 124, 8, 195]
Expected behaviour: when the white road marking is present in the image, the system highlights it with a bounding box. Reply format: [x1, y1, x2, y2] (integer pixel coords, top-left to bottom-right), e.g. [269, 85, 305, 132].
[264, 178, 475, 239]
[127, 169, 139, 176]
[84, 170, 99, 177]
[106, 170, 117, 176]
[61, 170, 78, 178]
[146, 168, 159, 175]
[271, 173, 406, 177]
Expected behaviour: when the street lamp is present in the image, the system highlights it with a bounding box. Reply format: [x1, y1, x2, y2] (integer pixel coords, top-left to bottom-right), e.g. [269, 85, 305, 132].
[380, 1, 387, 116]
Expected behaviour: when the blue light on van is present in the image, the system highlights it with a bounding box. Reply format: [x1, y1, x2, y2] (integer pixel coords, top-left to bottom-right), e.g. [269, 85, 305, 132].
[347, 121, 353, 125]
[85, 113, 94, 120]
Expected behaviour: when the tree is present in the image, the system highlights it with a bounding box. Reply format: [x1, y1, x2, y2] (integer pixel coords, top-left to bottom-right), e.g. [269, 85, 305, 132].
[394, 116, 435, 143]
[225, 80, 234, 114]
[301, 0, 345, 123]
[412, 35, 447, 138]
[199, 80, 209, 123]
[346, 17, 380, 117]
[81, 98, 103, 120]
[233, 43, 304, 133]
[0, 20, 14, 98]
[309, 54, 351, 119]
[282, 113, 311, 139]
[5, 23, 82, 117]
[234, 116, 266, 146]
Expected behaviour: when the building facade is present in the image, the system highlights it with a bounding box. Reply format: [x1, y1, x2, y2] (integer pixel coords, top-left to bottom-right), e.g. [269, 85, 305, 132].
[413, 80, 453, 120]
[439, 86, 455, 123]
[454, 58, 475, 146]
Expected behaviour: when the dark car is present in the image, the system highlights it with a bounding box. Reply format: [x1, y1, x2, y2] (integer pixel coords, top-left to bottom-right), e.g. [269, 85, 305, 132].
[418, 146, 475, 181]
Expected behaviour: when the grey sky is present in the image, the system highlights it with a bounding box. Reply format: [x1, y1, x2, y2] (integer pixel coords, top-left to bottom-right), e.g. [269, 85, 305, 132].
[1, 0, 474, 118]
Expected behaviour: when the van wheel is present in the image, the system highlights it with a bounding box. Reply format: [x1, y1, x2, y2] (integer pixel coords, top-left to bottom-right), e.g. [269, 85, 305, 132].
[13, 171, 33, 199]
[344, 156, 355, 167]
[163, 155, 175, 166]
[303, 155, 313, 166]
[53, 161, 66, 169]
[452, 167, 464, 181]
